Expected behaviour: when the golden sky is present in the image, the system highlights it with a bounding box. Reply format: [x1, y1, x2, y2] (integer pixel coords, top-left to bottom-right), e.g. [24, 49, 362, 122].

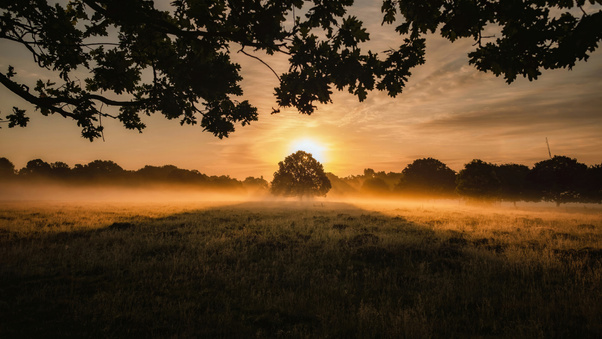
[1, 1, 601, 180]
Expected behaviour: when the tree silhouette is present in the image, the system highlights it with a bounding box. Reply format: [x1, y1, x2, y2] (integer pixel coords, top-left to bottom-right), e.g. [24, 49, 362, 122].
[456, 159, 500, 199]
[0, 157, 16, 178]
[49, 161, 71, 179]
[325, 172, 358, 196]
[396, 157, 456, 196]
[494, 163, 532, 203]
[243, 176, 269, 192]
[1, 1, 599, 139]
[361, 177, 391, 195]
[271, 151, 331, 198]
[19, 159, 52, 177]
[73, 160, 125, 180]
[585, 164, 602, 203]
[528, 156, 588, 206]
[363, 168, 376, 179]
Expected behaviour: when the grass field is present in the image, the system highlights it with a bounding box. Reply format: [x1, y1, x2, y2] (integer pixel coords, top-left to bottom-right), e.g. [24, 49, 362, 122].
[1, 197, 601, 338]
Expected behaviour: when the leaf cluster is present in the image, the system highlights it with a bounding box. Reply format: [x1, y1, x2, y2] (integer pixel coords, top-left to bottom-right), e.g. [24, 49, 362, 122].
[1, 0, 600, 139]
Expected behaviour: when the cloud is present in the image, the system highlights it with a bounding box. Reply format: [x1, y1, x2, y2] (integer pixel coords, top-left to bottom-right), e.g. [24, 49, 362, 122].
[416, 92, 602, 135]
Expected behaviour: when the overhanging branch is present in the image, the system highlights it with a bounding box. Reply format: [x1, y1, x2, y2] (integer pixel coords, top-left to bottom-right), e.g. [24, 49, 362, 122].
[0, 72, 147, 119]
[0, 72, 76, 119]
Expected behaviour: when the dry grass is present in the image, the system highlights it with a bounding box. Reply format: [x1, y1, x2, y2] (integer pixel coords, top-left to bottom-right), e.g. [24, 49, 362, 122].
[1, 198, 601, 338]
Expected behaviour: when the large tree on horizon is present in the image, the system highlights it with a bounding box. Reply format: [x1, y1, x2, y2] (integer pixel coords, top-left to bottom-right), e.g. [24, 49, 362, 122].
[271, 151, 331, 198]
[1, 0, 600, 140]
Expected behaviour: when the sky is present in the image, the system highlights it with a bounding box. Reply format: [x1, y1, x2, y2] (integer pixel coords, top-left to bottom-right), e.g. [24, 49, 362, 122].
[1, 1, 601, 180]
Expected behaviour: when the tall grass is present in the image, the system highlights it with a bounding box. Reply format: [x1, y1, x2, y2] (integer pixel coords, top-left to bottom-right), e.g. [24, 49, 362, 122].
[1, 200, 601, 338]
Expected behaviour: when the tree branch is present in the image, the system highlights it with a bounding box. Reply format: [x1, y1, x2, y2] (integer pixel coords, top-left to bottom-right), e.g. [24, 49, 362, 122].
[0, 72, 146, 119]
[85, 94, 148, 107]
[238, 48, 281, 81]
[81, 0, 290, 53]
[0, 72, 76, 119]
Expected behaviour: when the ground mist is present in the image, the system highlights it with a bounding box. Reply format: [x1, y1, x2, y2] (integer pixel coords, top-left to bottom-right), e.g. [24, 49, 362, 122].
[1, 197, 601, 338]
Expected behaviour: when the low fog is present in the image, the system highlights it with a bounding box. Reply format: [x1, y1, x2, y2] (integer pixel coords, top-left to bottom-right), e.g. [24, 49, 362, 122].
[2, 181, 600, 217]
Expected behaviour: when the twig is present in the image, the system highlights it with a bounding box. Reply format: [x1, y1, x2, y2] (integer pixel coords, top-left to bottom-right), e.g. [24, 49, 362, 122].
[238, 48, 281, 81]
[99, 102, 105, 142]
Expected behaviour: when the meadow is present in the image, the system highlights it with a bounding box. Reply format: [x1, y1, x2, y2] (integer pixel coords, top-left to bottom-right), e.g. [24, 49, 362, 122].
[1, 195, 601, 338]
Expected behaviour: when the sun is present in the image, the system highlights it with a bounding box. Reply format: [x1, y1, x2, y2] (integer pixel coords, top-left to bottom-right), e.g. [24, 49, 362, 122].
[290, 138, 327, 163]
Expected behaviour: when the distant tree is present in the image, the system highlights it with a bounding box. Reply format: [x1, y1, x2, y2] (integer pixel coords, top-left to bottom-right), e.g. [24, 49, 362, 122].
[528, 156, 588, 206]
[243, 176, 269, 192]
[271, 151, 331, 198]
[584, 164, 602, 203]
[19, 159, 52, 177]
[363, 168, 376, 179]
[50, 161, 71, 179]
[381, 171, 404, 189]
[72, 160, 126, 182]
[2, 1, 599, 139]
[325, 172, 358, 196]
[361, 177, 391, 195]
[396, 158, 456, 196]
[86, 160, 124, 177]
[494, 163, 532, 203]
[208, 175, 244, 189]
[0, 157, 16, 178]
[136, 165, 180, 181]
[340, 174, 364, 192]
[456, 159, 500, 199]
[168, 168, 209, 184]
[135, 165, 246, 188]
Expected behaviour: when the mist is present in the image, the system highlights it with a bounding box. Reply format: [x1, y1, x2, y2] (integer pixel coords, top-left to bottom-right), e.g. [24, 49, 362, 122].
[0, 181, 263, 203]
[3, 181, 600, 218]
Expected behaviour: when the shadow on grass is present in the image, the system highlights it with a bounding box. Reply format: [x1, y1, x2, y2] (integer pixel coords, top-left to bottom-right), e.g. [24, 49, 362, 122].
[1, 201, 601, 338]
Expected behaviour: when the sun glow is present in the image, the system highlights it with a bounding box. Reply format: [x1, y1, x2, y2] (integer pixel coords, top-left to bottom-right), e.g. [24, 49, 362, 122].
[290, 138, 327, 164]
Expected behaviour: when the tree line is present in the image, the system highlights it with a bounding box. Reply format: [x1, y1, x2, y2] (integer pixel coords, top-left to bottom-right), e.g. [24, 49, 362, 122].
[327, 156, 602, 205]
[0, 157, 268, 192]
[1, 155, 601, 205]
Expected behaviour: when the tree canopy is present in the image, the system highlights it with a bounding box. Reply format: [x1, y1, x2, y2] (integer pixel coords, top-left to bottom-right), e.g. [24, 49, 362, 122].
[1, 0, 600, 139]
[0, 157, 15, 177]
[528, 155, 588, 205]
[396, 157, 456, 196]
[271, 150, 331, 198]
[494, 163, 532, 202]
[456, 159, 501, 199]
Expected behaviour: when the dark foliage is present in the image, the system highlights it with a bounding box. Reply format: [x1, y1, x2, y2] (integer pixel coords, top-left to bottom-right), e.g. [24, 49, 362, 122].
[49, 161, 71, 179]
[396, 157, 456, 196]
[3, 157, 245, 190]
[584, 164, 602, 202]
[494, 163, 533, 202]
[361, 177, 391, 195]
[456, 159, 501, 199]
[2, 154, 600, 204]
[1, 1, 599, 139]
[243, 176, 269, 190]
[528, 155, 588, 205]
[271, 151, 331, 197]
[0, 157, 15, 178]
[18, 158, 53, 177]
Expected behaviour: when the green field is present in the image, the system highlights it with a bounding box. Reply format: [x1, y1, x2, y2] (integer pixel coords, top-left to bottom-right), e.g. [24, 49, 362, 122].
[1, 198, 601, 338]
